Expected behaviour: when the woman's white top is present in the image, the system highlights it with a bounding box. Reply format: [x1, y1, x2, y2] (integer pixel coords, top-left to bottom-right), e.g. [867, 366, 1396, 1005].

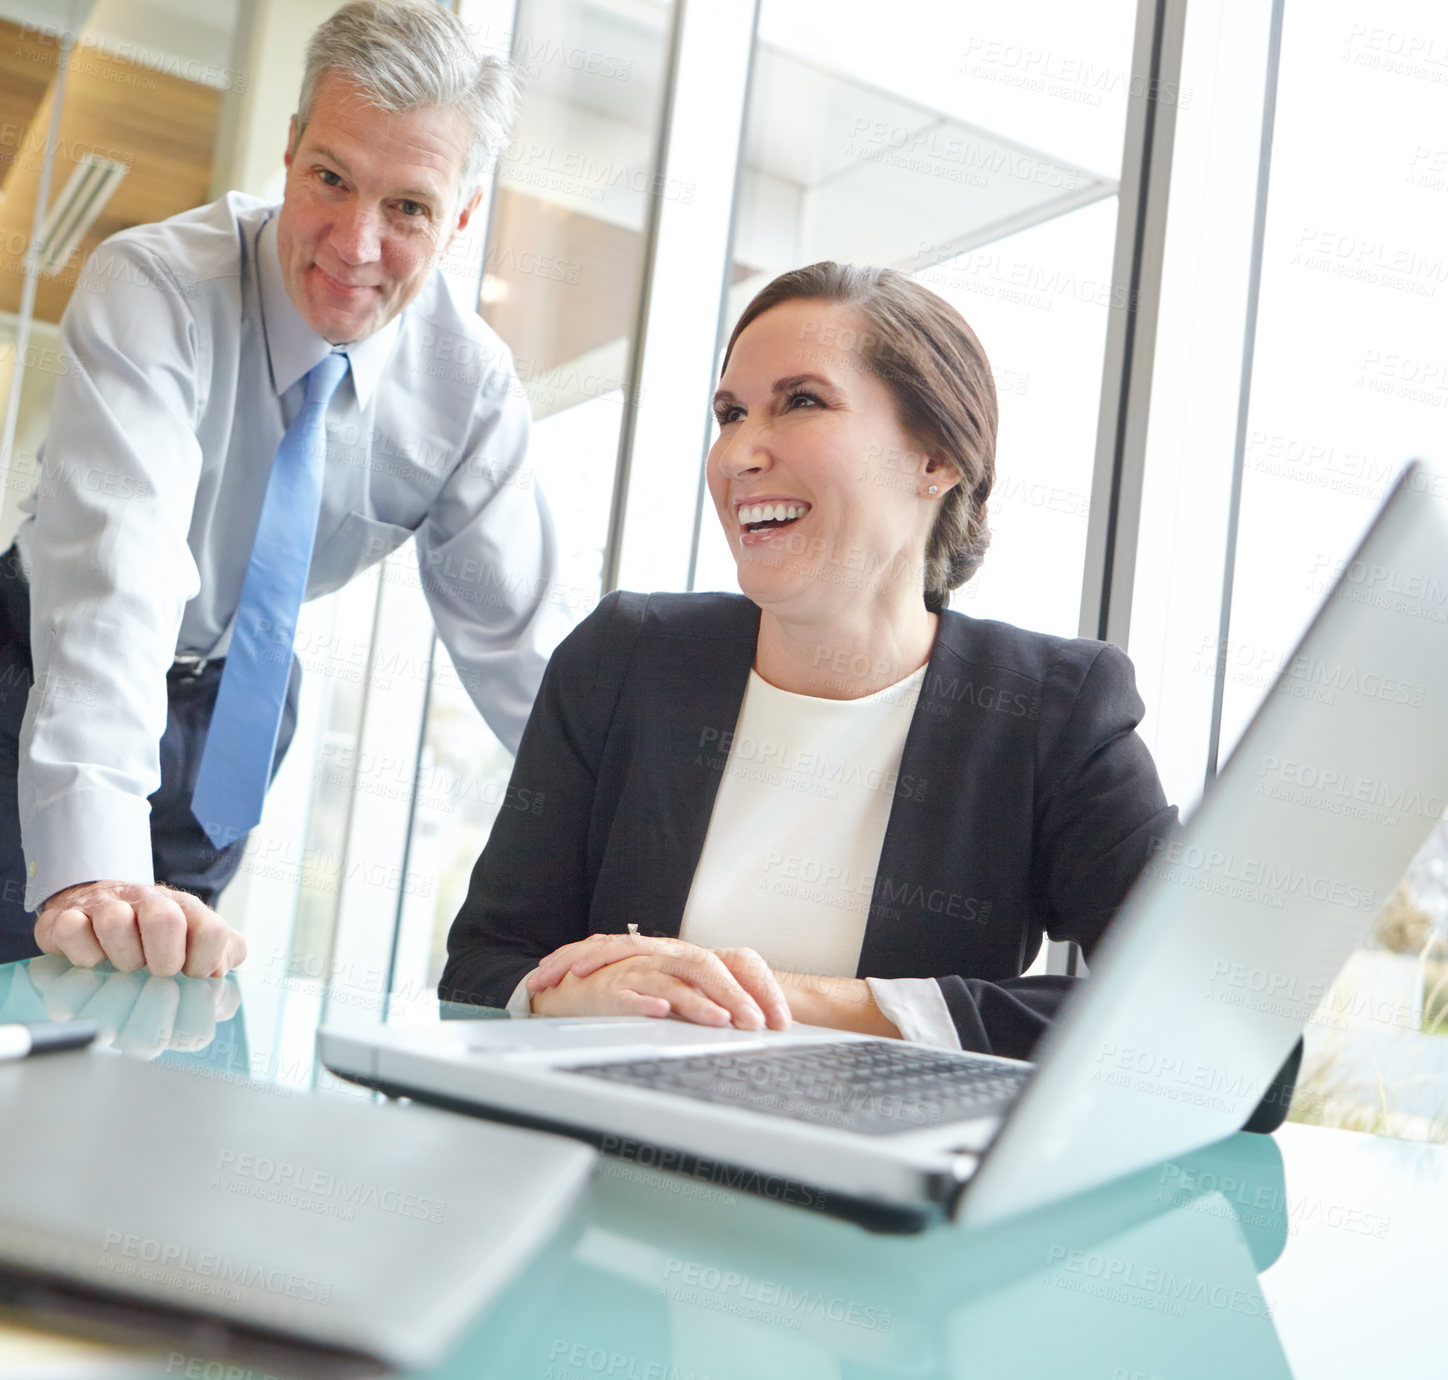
[511, 664, 962, 1049]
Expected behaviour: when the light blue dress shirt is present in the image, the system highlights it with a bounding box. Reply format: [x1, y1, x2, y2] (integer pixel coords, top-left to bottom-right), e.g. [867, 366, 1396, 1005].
[15, 192, 561, 910]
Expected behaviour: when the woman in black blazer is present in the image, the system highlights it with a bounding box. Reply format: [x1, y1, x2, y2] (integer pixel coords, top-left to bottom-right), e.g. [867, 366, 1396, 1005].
[442, 263, 1176, 1058]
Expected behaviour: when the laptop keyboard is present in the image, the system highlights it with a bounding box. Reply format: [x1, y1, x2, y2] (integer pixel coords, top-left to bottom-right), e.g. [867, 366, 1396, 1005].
[564, 1041, 1032, 1136]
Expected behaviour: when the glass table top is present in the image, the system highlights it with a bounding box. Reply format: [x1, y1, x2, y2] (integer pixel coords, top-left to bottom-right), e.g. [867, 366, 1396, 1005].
[0, 955, 1441, 1380]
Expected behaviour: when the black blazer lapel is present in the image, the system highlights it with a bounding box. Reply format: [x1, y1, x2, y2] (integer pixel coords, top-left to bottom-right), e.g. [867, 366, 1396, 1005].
[857, 612, 1045, 981]
[594, 595, 760, 939]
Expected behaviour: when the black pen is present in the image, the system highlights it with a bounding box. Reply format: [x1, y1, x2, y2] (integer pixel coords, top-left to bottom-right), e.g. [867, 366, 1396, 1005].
[0, 1020, 100, 1061]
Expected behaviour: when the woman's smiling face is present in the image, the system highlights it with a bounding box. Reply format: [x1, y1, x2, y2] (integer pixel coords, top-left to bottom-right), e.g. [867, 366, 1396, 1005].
[708, 298, 948, 619]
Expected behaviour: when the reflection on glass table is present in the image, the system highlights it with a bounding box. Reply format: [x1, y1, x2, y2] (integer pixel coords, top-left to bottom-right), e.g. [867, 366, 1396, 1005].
[0, 955, 241, 1066]
[427, 1129, 1293, 1380]
[0, 956, 1441, 1379]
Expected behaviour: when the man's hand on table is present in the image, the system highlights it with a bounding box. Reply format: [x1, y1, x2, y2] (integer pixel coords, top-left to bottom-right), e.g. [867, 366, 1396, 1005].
[34, 881, 246, 978]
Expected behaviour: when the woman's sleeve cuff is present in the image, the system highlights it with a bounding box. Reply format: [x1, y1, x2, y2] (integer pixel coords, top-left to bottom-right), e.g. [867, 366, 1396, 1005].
[866, 977, 962, 1050]
[505, 969, 538, 1018]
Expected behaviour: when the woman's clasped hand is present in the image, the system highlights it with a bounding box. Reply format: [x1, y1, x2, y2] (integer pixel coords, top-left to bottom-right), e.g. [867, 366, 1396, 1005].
[525, 932, 792, 1030]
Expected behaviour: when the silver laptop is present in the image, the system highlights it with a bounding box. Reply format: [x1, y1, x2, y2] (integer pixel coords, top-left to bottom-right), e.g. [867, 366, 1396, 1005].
[321, 462, 1448, 1231]
[0, 1047, 595, 1373]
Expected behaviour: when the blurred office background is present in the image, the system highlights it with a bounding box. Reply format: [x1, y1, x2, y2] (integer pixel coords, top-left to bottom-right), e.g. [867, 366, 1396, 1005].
[0, 0, 1444, 1135]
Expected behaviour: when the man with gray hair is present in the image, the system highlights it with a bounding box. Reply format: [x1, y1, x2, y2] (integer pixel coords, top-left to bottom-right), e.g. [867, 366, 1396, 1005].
[0, 0, 560, 975]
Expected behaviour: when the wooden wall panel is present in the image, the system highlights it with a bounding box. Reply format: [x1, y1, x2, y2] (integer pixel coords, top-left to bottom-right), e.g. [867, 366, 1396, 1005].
[479, 187, 644, 376]
[0, 19, 223, 322]
[0, 21, 58, 185]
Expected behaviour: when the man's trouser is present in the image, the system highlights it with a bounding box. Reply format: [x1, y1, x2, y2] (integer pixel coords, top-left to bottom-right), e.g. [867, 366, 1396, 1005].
[0, 546, 300, 963]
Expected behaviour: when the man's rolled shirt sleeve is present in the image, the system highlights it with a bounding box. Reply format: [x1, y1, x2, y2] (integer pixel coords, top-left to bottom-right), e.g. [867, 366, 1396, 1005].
[19, 243, 205, 909]
[415, 360, 567, 756]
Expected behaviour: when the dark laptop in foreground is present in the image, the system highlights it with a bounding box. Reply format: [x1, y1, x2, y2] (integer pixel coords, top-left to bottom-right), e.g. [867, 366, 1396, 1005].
[321, 462, 1448, 1231]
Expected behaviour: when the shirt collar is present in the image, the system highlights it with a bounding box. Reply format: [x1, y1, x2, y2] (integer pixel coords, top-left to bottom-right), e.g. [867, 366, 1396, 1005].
[258, 213, 400, 409]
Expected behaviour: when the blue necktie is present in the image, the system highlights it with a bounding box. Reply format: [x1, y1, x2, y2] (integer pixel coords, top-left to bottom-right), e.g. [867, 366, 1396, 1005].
[192, 352, 349, 847]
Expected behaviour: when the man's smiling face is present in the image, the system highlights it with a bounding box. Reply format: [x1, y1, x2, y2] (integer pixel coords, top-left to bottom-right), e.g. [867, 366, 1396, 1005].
[275, 70, 478, 344]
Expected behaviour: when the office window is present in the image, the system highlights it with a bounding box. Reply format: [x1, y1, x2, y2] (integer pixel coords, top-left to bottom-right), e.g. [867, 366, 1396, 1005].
[1133, 0, 1448, 1140]
[386, 0, 677, 998]
[690, 1, 1141, 641]
[1227, 0, 1447, 1140]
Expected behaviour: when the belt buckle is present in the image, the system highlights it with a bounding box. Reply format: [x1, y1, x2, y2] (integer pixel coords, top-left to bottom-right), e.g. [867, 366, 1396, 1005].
[173, 655, 211, 682]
